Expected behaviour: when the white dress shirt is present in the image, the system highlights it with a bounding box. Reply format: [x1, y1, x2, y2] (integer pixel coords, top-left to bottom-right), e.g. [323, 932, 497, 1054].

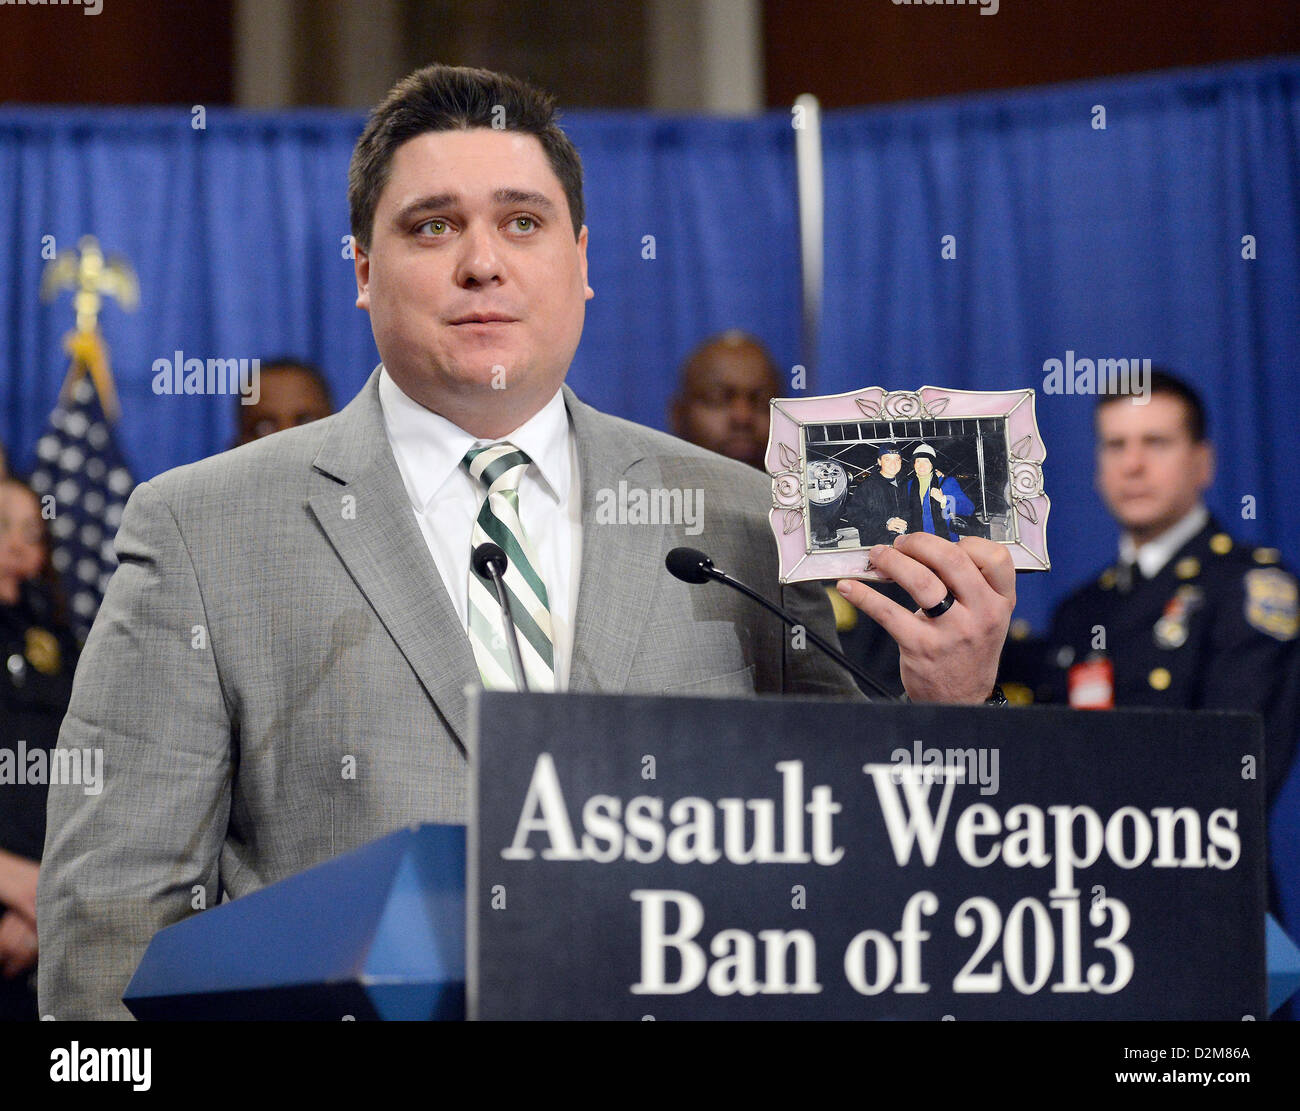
[1119, 503, 1209, 581]
[377, 367, 583, 689]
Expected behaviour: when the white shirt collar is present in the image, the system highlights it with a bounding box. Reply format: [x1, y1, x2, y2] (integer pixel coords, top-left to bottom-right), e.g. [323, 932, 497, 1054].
[377, 367, 571, 510]
[1119, 503, 1209, 580]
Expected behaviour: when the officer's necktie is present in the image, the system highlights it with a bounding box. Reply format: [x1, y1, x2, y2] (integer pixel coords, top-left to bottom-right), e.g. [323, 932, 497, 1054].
[462, 442, 556, 691]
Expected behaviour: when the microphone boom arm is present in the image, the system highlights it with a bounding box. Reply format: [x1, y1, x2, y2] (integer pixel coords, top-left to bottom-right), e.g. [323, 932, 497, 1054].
[701, 563, 897, 701]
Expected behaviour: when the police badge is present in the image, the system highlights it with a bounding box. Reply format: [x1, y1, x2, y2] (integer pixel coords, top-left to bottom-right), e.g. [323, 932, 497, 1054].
[1244, 568, 1299, 642]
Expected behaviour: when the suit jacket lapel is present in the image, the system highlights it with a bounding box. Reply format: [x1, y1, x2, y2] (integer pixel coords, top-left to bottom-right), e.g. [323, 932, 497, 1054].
[304, 374, 667, 738]
[563, 385, 667, 693]
[307, 368, 478, 753]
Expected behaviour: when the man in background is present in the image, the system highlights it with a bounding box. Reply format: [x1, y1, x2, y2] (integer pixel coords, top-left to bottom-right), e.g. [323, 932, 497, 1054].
[235, 359, 334, 446]
[669, 331, 781, 471]
[1040, 371, 1299, 803]
[842, 442, 909, 548]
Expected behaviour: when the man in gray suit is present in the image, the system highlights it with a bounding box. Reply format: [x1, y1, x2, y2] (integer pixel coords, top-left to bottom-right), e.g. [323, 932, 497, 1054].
[38, 64, 1015, 1018]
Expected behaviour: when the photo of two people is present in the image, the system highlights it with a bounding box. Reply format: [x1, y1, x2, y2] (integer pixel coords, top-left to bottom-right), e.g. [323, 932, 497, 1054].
[804, 418, 1014, 551]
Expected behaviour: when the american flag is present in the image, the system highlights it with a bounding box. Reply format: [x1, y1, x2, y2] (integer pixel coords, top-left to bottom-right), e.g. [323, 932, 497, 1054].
[28, 373, 134, 643]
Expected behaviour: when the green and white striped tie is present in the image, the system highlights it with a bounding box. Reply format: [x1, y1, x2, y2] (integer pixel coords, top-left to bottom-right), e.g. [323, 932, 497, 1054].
[462, 442, 556, 692]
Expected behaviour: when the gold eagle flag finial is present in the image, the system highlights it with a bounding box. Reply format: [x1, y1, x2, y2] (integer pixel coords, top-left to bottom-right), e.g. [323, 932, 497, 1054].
[39, 235, 139, 421]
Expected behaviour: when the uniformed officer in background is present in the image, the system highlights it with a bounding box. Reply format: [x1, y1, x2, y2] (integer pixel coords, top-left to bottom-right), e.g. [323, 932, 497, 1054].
[1039, 371, 1300, 804]
[0, 476, 80, 1019]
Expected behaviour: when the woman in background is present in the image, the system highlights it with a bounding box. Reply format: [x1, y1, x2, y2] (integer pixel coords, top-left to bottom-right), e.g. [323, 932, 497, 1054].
[0, 475, 79, 1019]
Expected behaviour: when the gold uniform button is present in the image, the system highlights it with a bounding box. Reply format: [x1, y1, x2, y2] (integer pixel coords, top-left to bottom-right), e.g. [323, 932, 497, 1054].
[24, 627, 61, 677]
[1210, 533, 1233, 555]
[1148, 667, 1172, 691]
[1099, 568, 1117, 590]
[1001, 681, 1033, 705]
[826, 585, 859, 633]
[1175, 557, 1200, 580]
[1254, 547, 1281, 565]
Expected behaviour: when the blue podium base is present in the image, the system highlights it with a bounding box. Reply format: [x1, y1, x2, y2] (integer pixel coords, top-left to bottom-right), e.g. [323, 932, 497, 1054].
[124, 824, 466, 1021]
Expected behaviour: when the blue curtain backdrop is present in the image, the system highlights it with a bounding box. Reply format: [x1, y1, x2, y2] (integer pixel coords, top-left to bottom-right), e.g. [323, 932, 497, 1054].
[0, 106, 803, 483]
[3, 59, 1296, 633]
[2, 54, 1300, 1015]
[817, 58, 1300, 636]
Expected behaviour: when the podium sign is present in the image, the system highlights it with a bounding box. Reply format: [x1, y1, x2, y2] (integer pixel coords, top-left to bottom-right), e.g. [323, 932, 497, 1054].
[469, 692, 1266, 1020]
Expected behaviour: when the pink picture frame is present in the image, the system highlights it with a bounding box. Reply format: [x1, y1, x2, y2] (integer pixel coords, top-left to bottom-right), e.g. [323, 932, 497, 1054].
[766, 386, 1050, 583]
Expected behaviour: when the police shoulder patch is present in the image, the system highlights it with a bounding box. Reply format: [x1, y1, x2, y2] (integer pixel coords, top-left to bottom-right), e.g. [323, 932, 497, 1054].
[1244, 568, 1298, 641]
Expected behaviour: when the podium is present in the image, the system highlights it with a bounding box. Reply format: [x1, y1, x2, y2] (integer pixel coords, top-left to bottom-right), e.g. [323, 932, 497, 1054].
[127, 693, 1271, 1019]
[124, 824, 465, 1020]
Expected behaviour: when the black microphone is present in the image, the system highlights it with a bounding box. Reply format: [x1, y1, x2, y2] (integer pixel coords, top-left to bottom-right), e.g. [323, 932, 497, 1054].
[471, 542, 529, 693]
[664, 546, 899, 701]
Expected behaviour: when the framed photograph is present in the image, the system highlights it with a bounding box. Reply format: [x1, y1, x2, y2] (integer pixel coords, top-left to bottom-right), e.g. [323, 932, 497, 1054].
[766, 386, 1049, 583]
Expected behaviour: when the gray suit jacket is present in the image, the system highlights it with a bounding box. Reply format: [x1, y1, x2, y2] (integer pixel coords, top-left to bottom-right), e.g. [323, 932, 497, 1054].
[37, 368, 861, 1019]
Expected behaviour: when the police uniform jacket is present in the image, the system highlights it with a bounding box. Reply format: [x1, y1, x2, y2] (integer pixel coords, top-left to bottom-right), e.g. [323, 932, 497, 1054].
[0, 579, 78, 1020]
[1041, 520, 1300, 803]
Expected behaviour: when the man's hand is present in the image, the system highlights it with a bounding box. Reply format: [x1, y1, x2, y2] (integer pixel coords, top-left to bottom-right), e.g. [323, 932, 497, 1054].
[885, 516, 907, 534]
[0, 850, 38, 925]
[837, 533, 1015, 704]
[930, 486, 945, 503]
[0, 910, 38, 978]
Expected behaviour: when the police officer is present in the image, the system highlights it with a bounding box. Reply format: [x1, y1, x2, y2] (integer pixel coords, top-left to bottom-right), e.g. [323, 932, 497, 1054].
[1040, 372, 1300, 804]
[0, 477, 79, 1019]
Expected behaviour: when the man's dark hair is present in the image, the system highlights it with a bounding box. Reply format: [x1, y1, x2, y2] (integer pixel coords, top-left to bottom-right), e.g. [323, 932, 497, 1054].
[1096, 367, 1207, 442]
[348, 64, 585, 250]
